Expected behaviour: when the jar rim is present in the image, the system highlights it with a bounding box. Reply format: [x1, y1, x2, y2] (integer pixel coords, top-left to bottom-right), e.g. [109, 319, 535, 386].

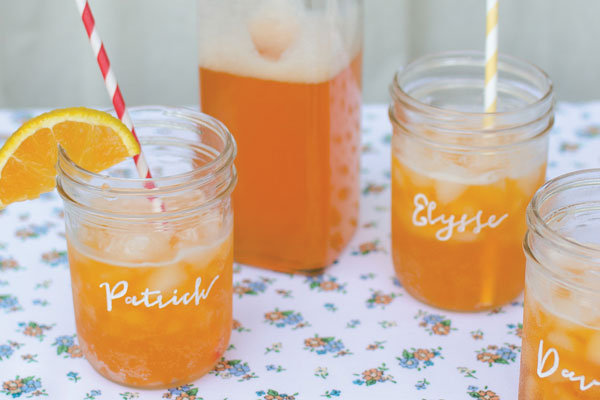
[526, 168, 600, 258]
[525, 168, 600, 292]
[391, 50, 554, 120]
[56, 106, 237, 219]
[58, 106, 236, 192]
[387, 104, 553, 153]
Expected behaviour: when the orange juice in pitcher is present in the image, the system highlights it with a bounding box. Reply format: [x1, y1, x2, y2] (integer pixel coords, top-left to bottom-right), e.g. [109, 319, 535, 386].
[198, 0, 363, 273]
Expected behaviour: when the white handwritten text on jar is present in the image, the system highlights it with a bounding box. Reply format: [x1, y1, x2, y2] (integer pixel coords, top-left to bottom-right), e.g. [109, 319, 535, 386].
[412, 193, 508, 241]
[99, 276, 220, 312]
[537, 339, 599, 391]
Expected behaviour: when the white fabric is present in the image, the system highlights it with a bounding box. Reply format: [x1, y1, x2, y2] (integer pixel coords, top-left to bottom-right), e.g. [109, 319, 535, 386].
[0, 103, 598, 399]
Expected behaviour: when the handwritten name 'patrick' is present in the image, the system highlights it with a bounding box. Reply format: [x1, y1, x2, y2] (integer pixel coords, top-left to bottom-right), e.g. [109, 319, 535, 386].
[412, 193, 508, 241]
[99, 276, 220, 312]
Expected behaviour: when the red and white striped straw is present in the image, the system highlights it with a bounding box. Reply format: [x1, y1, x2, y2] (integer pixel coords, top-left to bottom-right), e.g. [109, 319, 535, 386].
[75, 0, 155, 186]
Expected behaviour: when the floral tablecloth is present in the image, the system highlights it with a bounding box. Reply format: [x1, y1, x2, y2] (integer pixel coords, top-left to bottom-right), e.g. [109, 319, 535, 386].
[0, 103, 598, 400]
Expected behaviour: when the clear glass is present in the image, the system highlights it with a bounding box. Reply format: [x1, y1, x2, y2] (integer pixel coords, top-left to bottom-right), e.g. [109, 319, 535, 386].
[520, 169, 600, 399]
[389, 51, 554, 311]
[198, 0, 363, 274]
[56, 106, 237, 388]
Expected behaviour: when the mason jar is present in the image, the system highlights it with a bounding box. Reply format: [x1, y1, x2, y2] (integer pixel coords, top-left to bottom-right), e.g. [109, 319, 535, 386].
[519, 169, 600, 399]
[389, 51, 554, 311]
[198, 0, 363, 274]
[56, 106, 237, 388]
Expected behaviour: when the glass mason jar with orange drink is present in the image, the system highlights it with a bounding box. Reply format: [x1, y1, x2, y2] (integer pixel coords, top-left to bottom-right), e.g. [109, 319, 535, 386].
[519, 169, 600, 399]
[389, 52, 554, 311]
[198, 0, 363, 273]
[56, 107, 237, 388]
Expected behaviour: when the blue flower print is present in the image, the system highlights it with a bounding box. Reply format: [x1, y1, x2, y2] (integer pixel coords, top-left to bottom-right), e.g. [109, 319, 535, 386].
[324, 389, 341, 397]
[346, 319, 360, 328]
[283, 313, 303, 326]
[249, 281, 267, 292]
[398, 357, 419, 369]
[476, 343, 520, 366]
[305, 275, 347, 293]
[0, 295, 19, 309]
[324, 340, 344, 353]
[255, 390, 298, 400]
[496, 346, 517, 362]
[1, 375, 46, 397]
[24, 377, 42, 390]
[234, 277, 273, 297]
[53, 335, 74, 348]
[397, 347, 443, 371]
[229, 363, 250, 377]
[415, 378, 430, 390]
[162, 384, 199, 399]
[304, 335, 351, 357]
[352, 363, 396, 386]
[66, 371, 81, 382]
[265, 309, 309, 329]
[211, 358, 257, 381]
[167, 384, 192, 396]
[0, 344, 14, 360]
[423, 314, 444, 325]
[41, 250, 68, 267]
[15, 224, 51, 240]
[265, 364, 285, 372]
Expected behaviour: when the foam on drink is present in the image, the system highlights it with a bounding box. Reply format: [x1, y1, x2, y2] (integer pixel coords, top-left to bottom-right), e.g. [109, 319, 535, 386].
[198, 0, 362, 83]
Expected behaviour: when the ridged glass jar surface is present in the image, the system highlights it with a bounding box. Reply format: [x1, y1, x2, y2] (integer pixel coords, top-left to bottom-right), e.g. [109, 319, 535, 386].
[519, 169, 600, 399]
[57, 106, 237, 388]
[389, 51, 554, 311]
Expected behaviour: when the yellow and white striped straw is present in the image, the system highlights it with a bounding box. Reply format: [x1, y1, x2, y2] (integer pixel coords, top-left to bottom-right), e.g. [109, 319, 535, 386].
[485, 0, 498, 113]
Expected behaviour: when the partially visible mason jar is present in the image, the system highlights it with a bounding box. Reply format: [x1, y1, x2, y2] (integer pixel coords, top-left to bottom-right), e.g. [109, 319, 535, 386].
[519, 169, 600, 399]
[389, 51, 554, 311]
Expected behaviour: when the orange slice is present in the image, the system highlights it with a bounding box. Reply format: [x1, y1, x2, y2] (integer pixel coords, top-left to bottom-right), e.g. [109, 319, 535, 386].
[0, 107, 140, 208]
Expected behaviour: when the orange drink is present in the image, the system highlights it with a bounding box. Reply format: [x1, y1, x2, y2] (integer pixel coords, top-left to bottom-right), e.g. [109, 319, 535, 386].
[389, 52, 554, 311]
[391, 158, 546, 311]
[198, 0, 363, 273]
[519, 169, 600, 399]
[57, 107, 237, 388]
[67, 216, 232, 388]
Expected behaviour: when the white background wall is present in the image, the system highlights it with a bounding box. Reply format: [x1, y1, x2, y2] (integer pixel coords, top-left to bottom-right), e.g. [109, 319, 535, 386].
[0, 0, 598, 107]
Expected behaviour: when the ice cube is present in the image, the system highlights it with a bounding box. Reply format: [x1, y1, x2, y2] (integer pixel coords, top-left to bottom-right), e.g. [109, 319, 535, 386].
[515, 164, 545, 195]
[586, 331, 600, 365]
[104, 230, 173, 264]
[248, 0, 301, 60]
[173, 210, 225, 247]
[145, 265, 187, 294]
[546, 330, 577, 353]
[434, 178, 467, 205]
